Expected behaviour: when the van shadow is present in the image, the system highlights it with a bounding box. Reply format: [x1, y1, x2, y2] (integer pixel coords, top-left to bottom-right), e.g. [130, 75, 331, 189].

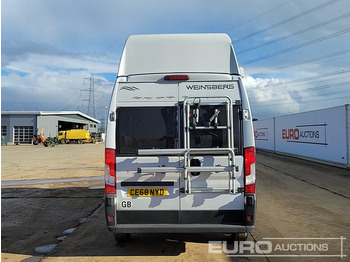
[1, 187, 232, 258]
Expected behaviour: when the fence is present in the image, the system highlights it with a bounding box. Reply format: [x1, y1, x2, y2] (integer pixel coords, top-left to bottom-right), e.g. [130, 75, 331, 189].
[253, 104, 349, 168]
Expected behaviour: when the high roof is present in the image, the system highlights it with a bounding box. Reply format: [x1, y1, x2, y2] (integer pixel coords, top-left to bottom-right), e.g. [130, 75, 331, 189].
[1, 111, 100, 123]
[117, 33, 240, 77]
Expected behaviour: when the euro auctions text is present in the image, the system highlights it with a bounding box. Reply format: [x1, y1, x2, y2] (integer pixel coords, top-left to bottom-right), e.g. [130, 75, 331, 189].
[209, 237, 347, 258]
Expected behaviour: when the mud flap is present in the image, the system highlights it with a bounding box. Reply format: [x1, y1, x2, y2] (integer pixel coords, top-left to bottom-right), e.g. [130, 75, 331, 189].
[244, 193, 256, 226]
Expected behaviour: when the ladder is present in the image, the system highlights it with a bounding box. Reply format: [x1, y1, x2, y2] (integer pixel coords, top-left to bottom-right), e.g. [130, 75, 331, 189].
[138, 96, 238, 194]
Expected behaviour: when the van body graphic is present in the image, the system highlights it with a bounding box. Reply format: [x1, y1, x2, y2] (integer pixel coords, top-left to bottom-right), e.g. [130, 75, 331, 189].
[104, 34, 256, 243]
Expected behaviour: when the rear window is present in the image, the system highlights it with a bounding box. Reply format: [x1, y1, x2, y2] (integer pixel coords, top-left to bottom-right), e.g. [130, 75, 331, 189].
[116, 107, 177, 155]
[189, 105, 228, 148]
[116, 105, 243, 156]
[182, 104, 243, 154]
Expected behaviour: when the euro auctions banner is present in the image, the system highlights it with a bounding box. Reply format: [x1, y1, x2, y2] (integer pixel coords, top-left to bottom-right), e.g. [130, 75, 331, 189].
[254, 105, 349, 167]
[253, 118, 275, 151]
[281, 124, 327, 145]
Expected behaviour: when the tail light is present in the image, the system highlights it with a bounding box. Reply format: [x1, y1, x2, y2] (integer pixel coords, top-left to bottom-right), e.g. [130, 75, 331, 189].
[105, 148, 116, 194]
[244, 147, 256, 193]
[164, 75, 189, 81]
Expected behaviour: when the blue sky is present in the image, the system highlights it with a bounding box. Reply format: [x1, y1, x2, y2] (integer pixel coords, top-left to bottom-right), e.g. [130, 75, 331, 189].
[2, 0, 350, 121]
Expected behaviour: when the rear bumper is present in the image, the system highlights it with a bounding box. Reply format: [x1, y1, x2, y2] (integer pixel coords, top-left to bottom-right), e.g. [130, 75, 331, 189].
[108, 224, 254, 234]
[105, 194, 256, 234]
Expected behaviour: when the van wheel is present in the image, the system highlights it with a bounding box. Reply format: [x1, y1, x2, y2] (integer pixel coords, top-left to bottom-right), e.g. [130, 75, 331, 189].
[114, 233, 130, 246]
[232, 232, 248, 241]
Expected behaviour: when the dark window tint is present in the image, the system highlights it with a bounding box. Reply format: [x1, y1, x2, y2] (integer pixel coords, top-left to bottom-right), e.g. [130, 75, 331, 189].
[190, 105, 228, 148]
[116, 107, 177, 155]
[233, 105, 243, 155]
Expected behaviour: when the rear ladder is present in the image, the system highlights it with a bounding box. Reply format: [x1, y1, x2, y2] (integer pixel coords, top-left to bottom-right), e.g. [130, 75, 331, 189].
[138, 96, 239, 195]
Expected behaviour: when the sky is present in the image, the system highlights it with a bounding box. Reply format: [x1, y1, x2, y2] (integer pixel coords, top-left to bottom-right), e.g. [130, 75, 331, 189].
[2, 0, 350, 123]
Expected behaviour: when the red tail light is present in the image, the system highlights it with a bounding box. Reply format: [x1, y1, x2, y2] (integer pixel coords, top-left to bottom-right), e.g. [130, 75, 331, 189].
[105, 148, 116, 194]
[244, 147, 256, 193]
[164, 75, 189, 81]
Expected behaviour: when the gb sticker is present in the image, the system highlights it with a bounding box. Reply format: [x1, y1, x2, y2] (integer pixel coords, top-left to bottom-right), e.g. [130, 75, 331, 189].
[120, 200, 132, 208]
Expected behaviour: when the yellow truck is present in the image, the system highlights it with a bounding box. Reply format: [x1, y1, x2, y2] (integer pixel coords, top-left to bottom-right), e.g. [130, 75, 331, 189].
[58, 129, 95, 144]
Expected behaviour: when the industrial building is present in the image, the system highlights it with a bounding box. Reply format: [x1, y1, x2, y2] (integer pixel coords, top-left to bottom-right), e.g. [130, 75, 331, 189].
[1, 111, 100, 144]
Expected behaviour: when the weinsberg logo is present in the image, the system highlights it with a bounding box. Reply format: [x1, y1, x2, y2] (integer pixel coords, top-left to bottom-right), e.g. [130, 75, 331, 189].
[186, 84, 235, 90]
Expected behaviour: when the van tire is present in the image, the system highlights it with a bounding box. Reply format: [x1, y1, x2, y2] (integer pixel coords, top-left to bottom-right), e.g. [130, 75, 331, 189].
[232, 232, 248, 241]
[114, 233, 130, 246]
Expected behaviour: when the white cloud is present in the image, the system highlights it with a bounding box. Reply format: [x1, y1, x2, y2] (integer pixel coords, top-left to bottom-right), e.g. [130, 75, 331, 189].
[243, 74, 301, 118]
[2, 0, 350, 120]
[2, 39, 117, 118]
[6, 53, 117, 74]
[2, 70, 114, 119]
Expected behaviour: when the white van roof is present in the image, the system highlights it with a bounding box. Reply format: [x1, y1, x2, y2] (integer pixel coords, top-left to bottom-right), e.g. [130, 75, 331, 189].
[117, 33, 240, 77]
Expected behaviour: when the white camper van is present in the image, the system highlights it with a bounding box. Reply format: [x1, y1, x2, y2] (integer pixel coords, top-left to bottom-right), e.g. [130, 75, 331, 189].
[105, 34, 256, 243]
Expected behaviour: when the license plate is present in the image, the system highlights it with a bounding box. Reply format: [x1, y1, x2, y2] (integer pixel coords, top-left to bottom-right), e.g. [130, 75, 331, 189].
[127, 188, 168, 197]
